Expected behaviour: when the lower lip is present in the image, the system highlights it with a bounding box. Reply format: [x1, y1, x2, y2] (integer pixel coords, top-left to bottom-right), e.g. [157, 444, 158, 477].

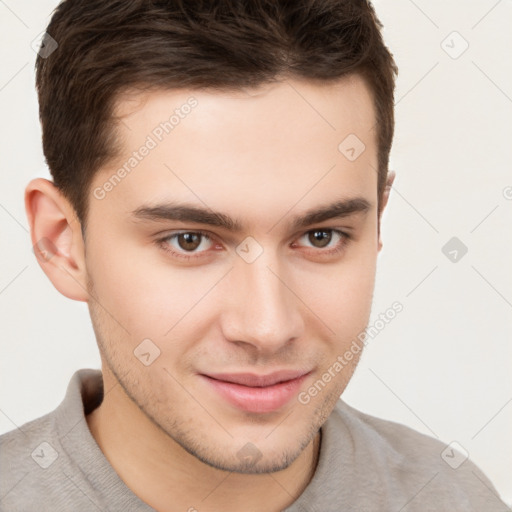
[200, 374, 309, 413]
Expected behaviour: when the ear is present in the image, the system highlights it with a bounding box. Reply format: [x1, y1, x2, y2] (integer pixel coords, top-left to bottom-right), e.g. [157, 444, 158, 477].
[377, 170, 395, 252]
[25, 178, 89, 301]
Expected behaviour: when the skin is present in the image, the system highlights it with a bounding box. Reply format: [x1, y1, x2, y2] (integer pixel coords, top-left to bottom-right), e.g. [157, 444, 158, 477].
[25, 74, 394, 512]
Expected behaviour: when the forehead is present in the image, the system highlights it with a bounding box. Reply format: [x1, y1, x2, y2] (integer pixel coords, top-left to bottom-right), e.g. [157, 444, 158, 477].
[114, 74, 376, 141]
[94, 75, 378, 226]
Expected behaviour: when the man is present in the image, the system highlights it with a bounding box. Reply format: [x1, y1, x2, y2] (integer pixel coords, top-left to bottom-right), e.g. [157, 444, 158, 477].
[0, 0, 508, 511]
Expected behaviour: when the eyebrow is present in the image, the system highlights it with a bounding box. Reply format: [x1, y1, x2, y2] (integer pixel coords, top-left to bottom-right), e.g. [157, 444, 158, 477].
[131, 197, 372, 233]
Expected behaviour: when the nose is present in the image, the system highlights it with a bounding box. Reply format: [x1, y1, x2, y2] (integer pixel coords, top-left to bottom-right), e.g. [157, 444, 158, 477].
[220, 249, 305, 354]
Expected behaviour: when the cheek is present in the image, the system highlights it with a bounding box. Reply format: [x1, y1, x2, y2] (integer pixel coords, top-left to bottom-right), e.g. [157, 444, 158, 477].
[294, 237, 378, 331]
[85, 231, 227, 351]
[84, 233, 179, 334]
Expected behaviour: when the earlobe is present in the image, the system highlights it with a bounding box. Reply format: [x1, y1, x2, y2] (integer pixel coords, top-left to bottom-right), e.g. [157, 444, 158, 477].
[25, 178, 89, 302]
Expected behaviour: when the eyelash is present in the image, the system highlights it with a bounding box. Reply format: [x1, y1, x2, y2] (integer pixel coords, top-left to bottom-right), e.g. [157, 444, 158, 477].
[156, 228, 351, 261]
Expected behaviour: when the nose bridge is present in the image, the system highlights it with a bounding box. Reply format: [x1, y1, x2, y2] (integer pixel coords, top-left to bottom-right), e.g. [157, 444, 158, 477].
[221, 247, 304, 350]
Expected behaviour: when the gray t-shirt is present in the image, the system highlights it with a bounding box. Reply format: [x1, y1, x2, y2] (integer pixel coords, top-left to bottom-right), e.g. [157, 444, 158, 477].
[0, 369, 509, 511]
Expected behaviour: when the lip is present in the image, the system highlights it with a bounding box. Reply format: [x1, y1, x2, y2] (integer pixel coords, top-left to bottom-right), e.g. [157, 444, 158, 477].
[199, 370, 310, 413]
[204, 370, 308, 387]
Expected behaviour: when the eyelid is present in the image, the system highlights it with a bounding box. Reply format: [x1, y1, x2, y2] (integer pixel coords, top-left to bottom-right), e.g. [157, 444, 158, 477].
[291, 228, 350, 258]
[156, 226, 352, 260]
[294, 227, 347, 245]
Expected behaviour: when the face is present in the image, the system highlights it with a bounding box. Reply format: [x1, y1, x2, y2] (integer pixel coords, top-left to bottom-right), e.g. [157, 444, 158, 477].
[85, 75, 380, 473]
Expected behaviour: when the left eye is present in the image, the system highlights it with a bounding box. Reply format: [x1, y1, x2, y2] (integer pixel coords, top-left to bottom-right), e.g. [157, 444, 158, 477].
[296, 228, 344, 250]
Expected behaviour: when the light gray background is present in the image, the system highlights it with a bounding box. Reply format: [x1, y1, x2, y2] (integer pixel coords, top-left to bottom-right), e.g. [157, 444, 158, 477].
[1, 0, 511, 505]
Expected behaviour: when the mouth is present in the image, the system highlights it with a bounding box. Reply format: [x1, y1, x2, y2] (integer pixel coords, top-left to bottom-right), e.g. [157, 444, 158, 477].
[199, 370, 311, 413]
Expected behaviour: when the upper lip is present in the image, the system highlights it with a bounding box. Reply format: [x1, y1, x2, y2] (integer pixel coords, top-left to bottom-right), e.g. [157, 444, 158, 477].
[202, 370, 310, 387]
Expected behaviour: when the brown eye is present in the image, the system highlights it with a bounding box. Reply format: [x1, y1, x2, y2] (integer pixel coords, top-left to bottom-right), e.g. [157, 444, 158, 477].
[177, 232, 203, 251]
[293, 228, 350, 258]
[158, 230, 215, 260]
[307, 229, 333, 248]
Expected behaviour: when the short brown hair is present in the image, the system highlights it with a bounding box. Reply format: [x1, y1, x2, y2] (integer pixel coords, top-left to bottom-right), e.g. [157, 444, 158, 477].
[35, 0, 398, 225]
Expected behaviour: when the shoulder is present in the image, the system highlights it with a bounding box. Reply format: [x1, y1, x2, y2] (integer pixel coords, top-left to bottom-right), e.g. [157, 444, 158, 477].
[0, 408, 57, 471]
[0, 409, 65, 509]
[0, 369, 106, 511]
[335, 399, 449, 461]
[327, 400, 509, 510]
